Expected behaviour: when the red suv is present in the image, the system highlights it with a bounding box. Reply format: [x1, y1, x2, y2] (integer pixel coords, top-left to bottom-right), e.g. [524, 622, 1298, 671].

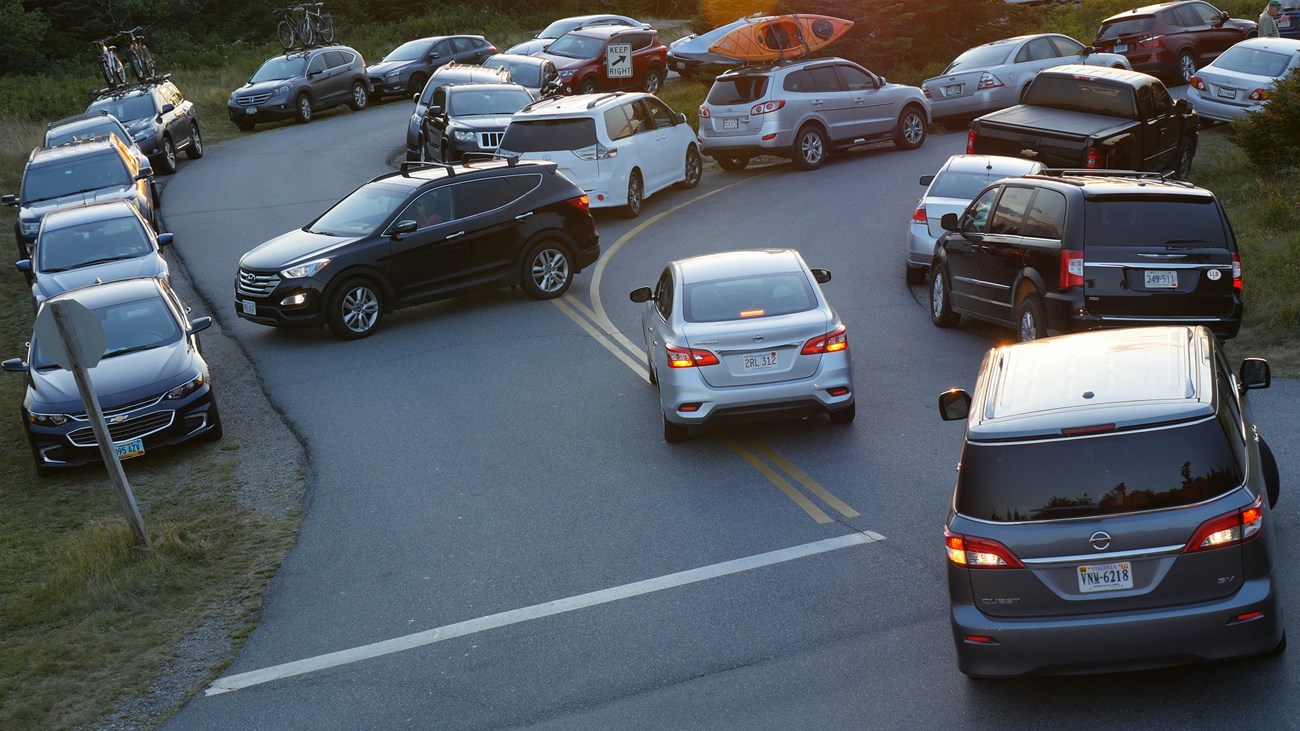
[536, 25, 668, 95]
[1092, 1, 1257, 83]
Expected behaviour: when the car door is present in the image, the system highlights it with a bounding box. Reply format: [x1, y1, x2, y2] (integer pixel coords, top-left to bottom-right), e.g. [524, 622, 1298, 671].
[305, 51, 332, 104]
[602, 101, 645, 187]
[644, 267, 675, 369]
[942, 185, 1000, 316]
[636, 97, 683, 191]
[1011, 37, 1065, 91]
[836, 62, 892, 138]
[429, 39, 455, 72]
[972, 185, 1033, 323]
[456, 175, 534, 286]
[1137, 82, 1179, 172]
[384, 186, 468, 302]
[423, 86, 451, 159]
[1184, 1, 1240, 63]
[157, 84, 190, 149]
[804, 63, 855, 142]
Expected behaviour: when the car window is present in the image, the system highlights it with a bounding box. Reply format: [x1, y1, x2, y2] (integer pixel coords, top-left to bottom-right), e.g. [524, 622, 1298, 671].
[502, 173, 542, 199]
[932, 171, 1005, 200]
[836, 64, 876, 91]
[499, 118, 597, 152]
[324, 51, 347, 68]
[431, 87, 447, 111]
[250, 55, 307, 83]
[453, 178, 517, 218]
[1212, 45, 1292, 77]
[1024, 76, 1135, 116]
[452, 38, 476, 54]
[1049, 36, 1085, 57]
[944, 45, 1013, 73]
[546, 34, 605, 60]
[448, 88, 532, 116]
[1150, 82, 1171, 116]
[1214, 350, 1246, 461]
[1189, 1, 1222, 25]
[782, 70, 808, 93]
[988, 186, 1033, 235]
[307, 54, 326, 74]
[684, 272, 817, 323]
[38, 213, 151, 272]
[433, 40, 453, 56]
[397, 188, 453, 229]
[962, 187, 1000, 233]
[1022, 189, 1066, 240]
[1096, 17, 1154, 40]
[708, 76, 768, 104]
[604, 104, 636, 140]
[653, 268, 673, 320]
[1135, 84, 1154, 118]
[384, 39, 433, 62]
[47, 121, 122, 147]
[23, 154, 132, 203]
[1167, 6, 1196, 28]
[640, 97, 674, 129]
[1085, 197, 1228, 246]
[1015, 38, 1056, 63]
[307, 184, 409, 236]
[807, 65, 845, 93]
[88, 94, 154, 123]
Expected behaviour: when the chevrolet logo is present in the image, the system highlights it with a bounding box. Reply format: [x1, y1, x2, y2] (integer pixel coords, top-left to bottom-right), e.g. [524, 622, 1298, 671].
[1020, 149, 1039, 158]
[110, 414, 128, 424]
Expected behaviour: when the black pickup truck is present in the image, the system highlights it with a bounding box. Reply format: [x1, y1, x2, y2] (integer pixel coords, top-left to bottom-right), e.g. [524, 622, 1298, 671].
[966, 65, 1198, 178]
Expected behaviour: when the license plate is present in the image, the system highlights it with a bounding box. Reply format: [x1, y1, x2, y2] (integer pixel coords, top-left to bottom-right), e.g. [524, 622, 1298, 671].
[245, 106, 257, 115]
[944, 83, 963, 96]
[1114, 43, 1128, 53]
[114, 437, 145, 461]
[1217, 87, 1237, 99]
[1279, 17, 1291, 27]
[743, 351, 779, 372]
[722, 117, 739, 130]
[673, 61, 685, 70]
[242, 299, 257, 315]
[1144, 270, 1178, 289]
[1078, 561, 1133, 593]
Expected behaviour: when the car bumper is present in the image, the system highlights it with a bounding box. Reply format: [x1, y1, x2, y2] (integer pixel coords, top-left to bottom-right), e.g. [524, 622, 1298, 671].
[1045, 291, 1243, 340]
[660, 352, 854, 427]
[234, 282, 327, 329]
[950, 574, 1283, 677]
[907, 222, 937, 269]
[370, 78, 409, 97]
[1187, 89, 1256, 123]
[928, 88, 1016, 119]
[698, 126, 798, 159]
[228, 102, 295, 125]
[556, 165, 631, 209]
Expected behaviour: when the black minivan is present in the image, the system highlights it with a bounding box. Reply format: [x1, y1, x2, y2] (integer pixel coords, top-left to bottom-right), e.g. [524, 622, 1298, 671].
[929, 170, 1242, 341]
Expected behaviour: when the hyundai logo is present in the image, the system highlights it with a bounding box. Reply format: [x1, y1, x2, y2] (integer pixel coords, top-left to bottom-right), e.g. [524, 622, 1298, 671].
[1089, 531, 1112, 551]
[240, 272, 256, 283]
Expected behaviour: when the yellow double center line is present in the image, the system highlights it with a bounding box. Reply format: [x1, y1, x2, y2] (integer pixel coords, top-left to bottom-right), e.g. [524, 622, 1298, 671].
[721, 432, 860, 524]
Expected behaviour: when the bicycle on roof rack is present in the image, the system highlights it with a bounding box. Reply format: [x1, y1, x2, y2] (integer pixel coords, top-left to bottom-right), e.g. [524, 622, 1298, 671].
[273, 2, 334, 50]
[91, 35, 128, 89]
[118, 25, 157, 82]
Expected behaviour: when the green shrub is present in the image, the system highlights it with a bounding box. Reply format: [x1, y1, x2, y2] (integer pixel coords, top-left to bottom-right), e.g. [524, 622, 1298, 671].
[1230, 71, 1300, 173]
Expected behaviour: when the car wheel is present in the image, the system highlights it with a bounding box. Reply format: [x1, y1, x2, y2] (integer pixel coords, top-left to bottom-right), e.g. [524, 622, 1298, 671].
[326, 277, 383, 339]
[624, 170, 643, 218]
[663, 414, 689, 444]
[1177, 50, 1196, 84]
[905, 262, 926, 286]
[930, 262, 960, 328]
[715, 155, 749, 171]
[409, 73, 427, 98]
[791, 124, 827, 170]
[199, 398, 223, 442]
[1261, 437, 1280, 508]
[643, 67, 663, 93]
[829, 401, 855, 425]
[349, 81, 369, 111]
[1175, 135, 1196, 180]
[156, 136, 177, 174]
[234, 119, 254, 132]
[893, 105, 927, 150]
[1266, 631, 1287, 657]
[580, 77, 598, 94]
[647, 351, 658, 386]
[1016, 291, 1047, 342]
[185, 122, 204, 159]
[675, 146, 702, 190]
[521, 240, 573, 299]
[295, 93, 313, 124]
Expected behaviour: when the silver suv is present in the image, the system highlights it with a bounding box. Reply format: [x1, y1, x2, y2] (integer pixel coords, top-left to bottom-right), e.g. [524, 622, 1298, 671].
[697, 57, 931, 171]
[938, 325, 1283, 677]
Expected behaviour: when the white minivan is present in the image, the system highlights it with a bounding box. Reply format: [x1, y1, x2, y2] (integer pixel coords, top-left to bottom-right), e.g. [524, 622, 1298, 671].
[497, 91, 702, 217]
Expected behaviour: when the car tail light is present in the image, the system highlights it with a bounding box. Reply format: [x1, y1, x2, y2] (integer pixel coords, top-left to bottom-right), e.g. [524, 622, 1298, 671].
[1188, 75, 1206, 91]
[566, 195, 590, 212]
[1184, 495, 1263, 553]
[750, 100, 785, 115]
[666, 344, 719, 368]
[801, 325, 847, 355]
[1060, 250, 1084, 288]
[966, 128, 977, 155]
[573, 143, 616, 160]
[1139, 35, 1165, 49]
[1248, 88, 1270, 102]
[912, 205, 927, 224]
[976, 71, 1003, 91]
[1085, 146, 1103, 168]
[945, 530, 1024, 568]
[1232, 253, 1242, 290]
[699, 106, 710, 119]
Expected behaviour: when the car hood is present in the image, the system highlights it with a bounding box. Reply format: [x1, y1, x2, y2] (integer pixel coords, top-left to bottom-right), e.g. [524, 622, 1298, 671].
[239, 227, 363, 271]
[507, 39, 551, 56]
[21, 188, 138, 225]
[451, 115, 517, 131]
[29, 342, 196, 411]
[534, 52, 588, 72]
[35, 255, 168, 301]
[233, 78, 297, 96]
[368, 60, 413, 76]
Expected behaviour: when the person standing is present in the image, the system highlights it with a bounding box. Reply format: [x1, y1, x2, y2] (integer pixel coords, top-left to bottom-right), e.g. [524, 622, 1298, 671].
[1259, 0, 1283, 38]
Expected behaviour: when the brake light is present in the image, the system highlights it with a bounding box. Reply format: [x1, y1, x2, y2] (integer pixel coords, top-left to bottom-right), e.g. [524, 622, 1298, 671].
[1248, 88, 1270, 102]
[573, 143, 616, 160]
[665, 344, 719, 368]
[945, 530, 1024, 568]
[912, 205, 927, 224]
[1139, 35, 1165, 49]
[966, 128, 977, 155]
[699, 105, 710, 119]
[1188, 75, 1206, 92]
[801, 325, 847, 355]
[750, 100, 785, 115]
[976, 71, 1003, 91]
[1184, 496, 1263, 552]
[566, 195, 590, 212]
[1060, 250, 1084, 288]
[1085, 146, 1104, 169]
[1232, 253, 1242, 290]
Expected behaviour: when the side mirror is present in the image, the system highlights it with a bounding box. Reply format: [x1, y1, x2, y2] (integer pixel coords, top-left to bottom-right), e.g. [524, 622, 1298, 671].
[412, 92, 420, 103]
[3, 194, 17, 206]
[1083, 45, 1096, 55]
[1174, 98, 1190, 114]
[919, 174, 934, 186]
[307, 70, 320, 78]
[16, 259, 31, 272]
[429, 105, 444, 118]
[1, 357, 27, 373]
[390, 219, 418, 239]
[629, 286, 653, 303]
[189, 316, 212, 335]
[1240, 358, 1270, 390]
[136, 170, 151, 181]
[157, 233, 174, 247]
[811, 268, 831, 283]
[938, 389, 971, 421]
[941, 212, 960, 232]
[430, 52, 441, 59]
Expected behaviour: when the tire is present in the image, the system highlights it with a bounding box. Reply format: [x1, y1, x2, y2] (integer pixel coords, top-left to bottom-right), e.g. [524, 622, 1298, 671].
[930, 262, 960, 328]
[905, 262, 926, 286]
[716, 155, 749, 171]
[140, 45, 156, 78]
[1015, 291, 1047, 342]
[318, 14, 335, 44]
[234, 119, 254, 132]
[580, 77, 598, 94]
[1260, 437, 1280, 508]
[894, 105, 927, 150]
[1175, 135, 1196, 180]
[295, 93, 313, 124]
[199, 398, 223, 442]
[185, 122, 203, 159]
[663, 414, 689, 444]
[675, 146, 702, 190]
[647, 351, 658, 386]
[276, 20, 295, 50]
[409, 73, 427, 99]
[791, 124, 827, 171]
[643, 67, 663, 93]
[520, 241, 574, 299]
[348, 81, 368, 112]
[155, 136, 177, 174]
[326, 277, 383, 339]
[829, 401, 856, 425]
[1177, 50, 1196, 84]
[624, 170, 643, 218]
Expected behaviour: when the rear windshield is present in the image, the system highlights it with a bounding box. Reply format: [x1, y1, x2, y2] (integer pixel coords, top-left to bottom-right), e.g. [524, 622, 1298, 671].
[1084, 197, 1227, 246]
[1096, 17, 1154, 40]
[1024, 76, 1135, 116]
[707, 76, 769, 104]
[943, 45, 1014, 74]
[956, 419, 1243, 522]
[498, 118, 597, 152]
[932, 171, 1006, 200]
[683, 272, 816, 323]
[1211, 45, 1292, 78]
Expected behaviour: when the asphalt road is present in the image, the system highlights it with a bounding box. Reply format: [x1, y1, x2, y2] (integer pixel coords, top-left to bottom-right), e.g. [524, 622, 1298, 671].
[159, 99, 1299, 729]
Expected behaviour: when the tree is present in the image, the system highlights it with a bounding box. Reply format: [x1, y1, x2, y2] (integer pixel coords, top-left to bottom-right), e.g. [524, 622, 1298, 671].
[1232, 70, 1300, 173]
[0, 0, 50, 73]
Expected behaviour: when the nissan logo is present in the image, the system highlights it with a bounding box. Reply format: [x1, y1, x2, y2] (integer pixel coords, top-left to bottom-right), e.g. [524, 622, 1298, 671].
[752, 334, 765, 343]
[1089, 531, 1112, 551]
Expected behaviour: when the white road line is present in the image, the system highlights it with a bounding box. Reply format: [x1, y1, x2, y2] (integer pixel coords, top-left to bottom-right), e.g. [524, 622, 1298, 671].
[206, 531, 886, 696]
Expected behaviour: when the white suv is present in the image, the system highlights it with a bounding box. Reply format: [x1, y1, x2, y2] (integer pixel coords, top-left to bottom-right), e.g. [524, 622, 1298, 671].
[496, 91, 702, 218]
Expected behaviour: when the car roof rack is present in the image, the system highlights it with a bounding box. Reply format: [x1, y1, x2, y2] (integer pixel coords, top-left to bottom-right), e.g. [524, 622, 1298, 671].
[586, 92, 626, 109]
[1030, 168, 1196, 187]
[92, 73, 172, 100]
[395, 160, 456, 179]
[47, 109, 115, 130]
[460, 152, 519, 167]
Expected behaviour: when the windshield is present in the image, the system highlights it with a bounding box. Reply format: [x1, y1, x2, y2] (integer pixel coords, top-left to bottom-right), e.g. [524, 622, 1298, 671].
[251, 56, 307, 83]
[545, 34, 604, 59]
[1212, 45, 1292, 77]
[486, 58, 540, 87]
[32, 294, 181, 369]
[943, 45, 1014, 73]
[539, 19, 585, 39]
[307, 184, 410, 236]
[22, 155, 131, 203]
[384, 39, 433, 62]
[684, 272, 817, 323]
[38, 213, 151, 272]
[448, 89, 533, 116]
[47, 121, 123, 148]
[87, 94, 154, 123]
[498, 118, 596, 153]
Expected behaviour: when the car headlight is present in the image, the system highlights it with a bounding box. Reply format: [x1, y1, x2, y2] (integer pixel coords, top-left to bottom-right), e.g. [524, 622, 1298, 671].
[133, 131, 148, 141]
[165, 372, 206, 400]
[28, 411, 69, 426]
[20, 221, 39, 236]
[453, 130, 477, 143]
[280, 258, 331, 279]
[275, 84, 291, 95]
[559, 69, 575, 78]
[386, 69, 401, 78]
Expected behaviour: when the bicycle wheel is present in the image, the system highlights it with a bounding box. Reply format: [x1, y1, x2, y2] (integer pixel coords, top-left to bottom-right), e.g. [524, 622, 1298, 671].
[276, 19, 295, 50]
[317, 14, 334, 43]
[129, 47, 147, 81]
[109, 52, 127, 86]
[298, 16, 314, 47]
[139, 45, 156, 78]
[99, 57, 116, 87]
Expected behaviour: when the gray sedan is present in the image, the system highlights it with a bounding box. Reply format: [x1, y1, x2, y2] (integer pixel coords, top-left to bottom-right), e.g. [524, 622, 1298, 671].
[630, 249, 854, 443]
[923, 34, 1131, 119]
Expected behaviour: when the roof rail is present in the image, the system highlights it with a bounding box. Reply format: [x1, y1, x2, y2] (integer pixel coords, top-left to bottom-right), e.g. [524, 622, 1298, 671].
[1029, 168, 1196, 188]
[586, 92, 625, 109]
[460, 152, 519, 167]
[398, 160, 455, 178]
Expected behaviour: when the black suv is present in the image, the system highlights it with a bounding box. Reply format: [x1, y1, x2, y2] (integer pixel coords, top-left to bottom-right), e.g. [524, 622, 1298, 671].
[235, 157, 601, 339]
[929, 170, 1243, 341]
[420, 82, 534, 162]
[87, 75, 203, 174]
[3, 135, 158, 260]
[405, 63, 512, 161]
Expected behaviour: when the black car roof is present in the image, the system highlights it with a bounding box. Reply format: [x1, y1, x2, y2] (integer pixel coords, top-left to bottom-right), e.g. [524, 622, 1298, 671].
[28, 135, 121, 165]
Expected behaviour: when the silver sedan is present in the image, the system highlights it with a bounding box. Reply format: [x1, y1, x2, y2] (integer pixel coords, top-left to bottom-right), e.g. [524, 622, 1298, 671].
[1187, 37, 1300, 123]
[630, 249, 854, 443]
[923, 33, 1131, 119]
